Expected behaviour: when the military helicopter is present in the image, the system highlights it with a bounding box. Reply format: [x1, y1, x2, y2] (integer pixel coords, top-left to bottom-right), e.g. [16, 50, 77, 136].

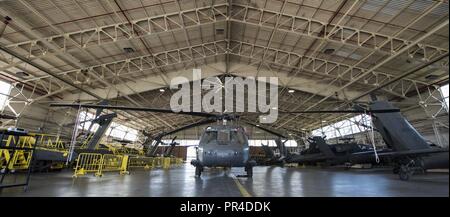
[50, 103, 401, 178]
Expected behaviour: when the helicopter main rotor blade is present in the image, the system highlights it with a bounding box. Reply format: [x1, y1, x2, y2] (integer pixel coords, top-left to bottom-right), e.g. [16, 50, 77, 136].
[243, 120, 287, 139]
[0, 114, 17, 119]
[50, 103, 217, 118]
[280, 109, 400, 114]
[156, 118, 217, 139]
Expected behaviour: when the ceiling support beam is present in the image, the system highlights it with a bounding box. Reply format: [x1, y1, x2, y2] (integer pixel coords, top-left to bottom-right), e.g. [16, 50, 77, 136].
[230, 3, 448, 63]
[3, 2, 447, 71]
[17, 39, 436, 103]
[276, 18, 449, 129]
[1, 3, 228, 69]
[0, 2, 163, 130]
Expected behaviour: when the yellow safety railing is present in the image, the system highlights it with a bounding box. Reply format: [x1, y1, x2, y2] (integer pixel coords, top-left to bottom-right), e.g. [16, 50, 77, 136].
[156, 157, 184, 169]
[72, 154, 184, 178]
[168, 157, 184, 167]
[175, 157, 184, 165]
[73, 153, 103, 177]
[30, 133, 67, 150]
[102, 154, 129, 175]
[162, 157, 171, 169]
[102, 143, 144, 156]
[0, 135, 34, 170]
[153, 157, 164, 168]
[128, 156, 154, 169]
[80, 133, 94, 149]
[73, 153, 129, 177]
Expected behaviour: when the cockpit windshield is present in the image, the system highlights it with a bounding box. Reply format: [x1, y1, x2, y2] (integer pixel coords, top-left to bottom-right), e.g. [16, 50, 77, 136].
[200, 128, 248, 145]
[230, 131, 246, 143]
[201, 131, 217, 144]
[217, 130, 230, 143]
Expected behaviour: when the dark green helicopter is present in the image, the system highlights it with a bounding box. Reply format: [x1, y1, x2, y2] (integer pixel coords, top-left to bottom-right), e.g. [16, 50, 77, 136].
[50, 103, 400, 178]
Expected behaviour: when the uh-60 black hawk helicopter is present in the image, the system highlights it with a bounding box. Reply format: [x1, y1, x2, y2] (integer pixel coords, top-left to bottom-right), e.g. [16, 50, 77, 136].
[50, 102, 402, 178]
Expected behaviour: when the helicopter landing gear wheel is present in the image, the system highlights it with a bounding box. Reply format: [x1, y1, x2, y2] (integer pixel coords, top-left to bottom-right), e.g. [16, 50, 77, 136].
[245, 165, 253, 178]
[195, 166, 203, 177]
[399, 165, 413, 181]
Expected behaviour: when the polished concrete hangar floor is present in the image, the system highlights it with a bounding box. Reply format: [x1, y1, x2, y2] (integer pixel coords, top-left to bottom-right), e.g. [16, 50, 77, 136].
[0, 165, 448, 197]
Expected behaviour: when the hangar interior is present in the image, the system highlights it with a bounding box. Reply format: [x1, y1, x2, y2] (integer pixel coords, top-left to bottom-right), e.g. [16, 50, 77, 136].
[0, 0, 448, 197]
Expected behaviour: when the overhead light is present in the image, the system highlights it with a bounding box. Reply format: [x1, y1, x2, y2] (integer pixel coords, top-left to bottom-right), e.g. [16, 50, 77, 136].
[15, 71, 29, 77]
[301, 128, 306, 131]
[159, 89, 165, 92]
[288, 89, 295, 93]
[123, 47, 135, 53]
[322, 120, 327, 123]
[215, 28, 225, 35]
[425, 74, 439, 80]
[272, 107, 277, 110]
[288, 133, 292, 135]
[323, 48, 335, 55]
[256, 124, 260, 127]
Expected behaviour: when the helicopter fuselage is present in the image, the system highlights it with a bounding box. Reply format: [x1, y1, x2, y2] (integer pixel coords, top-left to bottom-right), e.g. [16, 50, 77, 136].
[192, 124, 250, 168]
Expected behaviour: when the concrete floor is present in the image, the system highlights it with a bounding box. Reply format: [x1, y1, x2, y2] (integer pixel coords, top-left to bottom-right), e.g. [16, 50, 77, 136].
[0, 164, 448, 197]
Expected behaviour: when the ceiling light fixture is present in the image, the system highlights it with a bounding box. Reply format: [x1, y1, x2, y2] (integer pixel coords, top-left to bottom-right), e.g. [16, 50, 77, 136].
[324, 48, 335, 55]
[123, 47, 135, 53]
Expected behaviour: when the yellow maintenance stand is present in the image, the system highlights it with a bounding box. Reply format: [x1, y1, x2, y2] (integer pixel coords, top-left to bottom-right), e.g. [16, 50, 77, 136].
[0, 129, 39, 191]
[1, 134, 35, 170]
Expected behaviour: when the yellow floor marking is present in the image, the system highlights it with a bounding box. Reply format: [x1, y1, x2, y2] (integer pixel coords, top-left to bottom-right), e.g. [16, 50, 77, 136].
[231, 175, 252, 197]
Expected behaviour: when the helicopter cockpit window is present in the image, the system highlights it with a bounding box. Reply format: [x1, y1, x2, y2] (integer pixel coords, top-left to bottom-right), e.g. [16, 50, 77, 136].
[231, 131, 246, 143]
[201, 131, 217, 143]
[217, 130, 230, 144]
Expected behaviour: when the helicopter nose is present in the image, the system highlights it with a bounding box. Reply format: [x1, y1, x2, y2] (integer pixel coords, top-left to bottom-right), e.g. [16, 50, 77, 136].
[202, 150, 245, 166]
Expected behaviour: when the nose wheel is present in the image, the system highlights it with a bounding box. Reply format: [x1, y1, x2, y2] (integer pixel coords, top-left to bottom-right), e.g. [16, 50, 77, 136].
[238, 165, 254, 178]
[195, 166, 203, 177]
[398, 159, 419, 181]
[399, 165, 413, 181]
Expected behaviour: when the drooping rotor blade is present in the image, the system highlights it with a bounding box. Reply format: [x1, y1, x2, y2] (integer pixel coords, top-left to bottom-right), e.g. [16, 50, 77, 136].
[170, 136, 178, 144]
[63, 118, 96, 127]
[50, 103, 217, 118]
[243, 120, 287, 139]
[156, 118, 217, 139]
[0, 114, 17, 119]
[280, 108, 400, 114]
[112, 138, 133, 144]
